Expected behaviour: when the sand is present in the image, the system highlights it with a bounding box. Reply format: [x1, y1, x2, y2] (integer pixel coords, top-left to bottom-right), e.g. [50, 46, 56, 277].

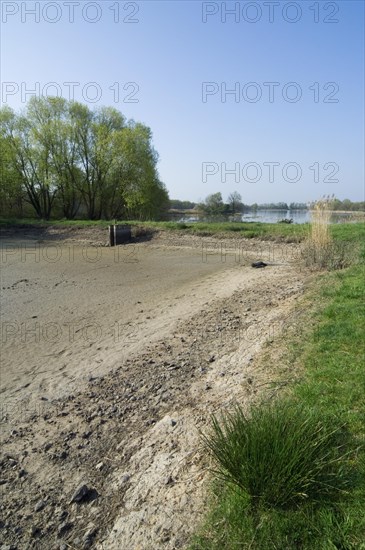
[0, 226, 308, 549]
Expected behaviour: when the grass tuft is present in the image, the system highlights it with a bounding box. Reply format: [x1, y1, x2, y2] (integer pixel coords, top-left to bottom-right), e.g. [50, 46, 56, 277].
[203, 401, 355, 511]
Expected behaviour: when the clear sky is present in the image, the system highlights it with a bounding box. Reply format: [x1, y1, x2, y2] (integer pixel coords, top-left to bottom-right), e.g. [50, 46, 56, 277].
[1, 0, 364, 204]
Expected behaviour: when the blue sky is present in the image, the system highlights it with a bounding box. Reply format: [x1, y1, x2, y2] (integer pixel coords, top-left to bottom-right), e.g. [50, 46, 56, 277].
[1, 0, 364, 203]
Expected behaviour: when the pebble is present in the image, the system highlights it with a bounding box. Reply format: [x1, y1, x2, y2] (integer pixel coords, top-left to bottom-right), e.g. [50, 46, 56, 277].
[34, 500, 46, 512]
[83, 523, 98, 548]
[58, 510, 68, 522]
[70, 483, 96, 504]
[164, 475, 174, 485]
[30, 525, 41, 537]
[58, 521, 73, 537]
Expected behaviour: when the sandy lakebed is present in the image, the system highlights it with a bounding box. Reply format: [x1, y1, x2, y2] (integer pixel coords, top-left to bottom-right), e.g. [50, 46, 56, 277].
[0, 225, 310, 549]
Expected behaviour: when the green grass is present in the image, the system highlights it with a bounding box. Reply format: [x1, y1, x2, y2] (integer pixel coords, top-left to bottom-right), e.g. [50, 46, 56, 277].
[191, 243, 365, 549]
[192, 482, 365, 550]
[1, 217, 363, 244]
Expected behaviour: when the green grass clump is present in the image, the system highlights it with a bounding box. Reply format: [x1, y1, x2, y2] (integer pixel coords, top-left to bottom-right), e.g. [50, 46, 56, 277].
[203, 401, 354, 511]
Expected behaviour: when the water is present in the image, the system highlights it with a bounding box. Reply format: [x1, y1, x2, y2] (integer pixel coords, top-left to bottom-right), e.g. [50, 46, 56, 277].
[173, 209, 310, 224]
[241, 209, 310, 224]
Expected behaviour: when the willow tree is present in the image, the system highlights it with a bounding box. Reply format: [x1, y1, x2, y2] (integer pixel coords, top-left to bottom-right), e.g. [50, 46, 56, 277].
[0, 99, 168, 220]
[0, 104, 57, 220]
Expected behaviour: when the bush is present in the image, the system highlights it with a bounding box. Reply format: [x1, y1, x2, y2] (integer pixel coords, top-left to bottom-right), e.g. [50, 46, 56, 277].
[203, 400, 354, 510]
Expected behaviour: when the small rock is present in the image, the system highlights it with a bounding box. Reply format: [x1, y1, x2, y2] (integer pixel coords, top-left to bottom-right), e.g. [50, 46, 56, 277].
[164, 475, 174, 485]
[70, 483, 96, 504]
[58, 521, 73, 537]
[34, 500, 46, 512]
[30, 525, 41, 537]
[95, 462, 104, 471]
[208, 355, 215, 363]
[170, 419, 177, 427]
[58, 510, 68, 522]
[83, 523, 98, 548]
[120, 473, 130, 484]
[251, 261, 267, 268]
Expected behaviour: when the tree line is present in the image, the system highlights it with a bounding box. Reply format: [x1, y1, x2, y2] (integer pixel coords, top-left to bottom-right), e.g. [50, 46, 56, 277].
[195, 194, 309, 216]
[0, 97, 169, 220]
[171, 197, 364, 214]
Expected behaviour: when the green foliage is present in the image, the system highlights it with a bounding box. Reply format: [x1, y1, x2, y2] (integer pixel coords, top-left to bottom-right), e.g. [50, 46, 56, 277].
[169, 199, 196, 210]
[227, 191, 243, 214]
[0, 97, 168, 220]
[199, 192, 227, 217]
[256, 202, 289, 210]
[325, 198, 365, 212]
[289, 202, 308, 210]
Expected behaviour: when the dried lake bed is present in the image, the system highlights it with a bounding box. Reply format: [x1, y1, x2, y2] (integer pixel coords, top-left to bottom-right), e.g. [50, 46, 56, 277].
[0, 226, 308, 549]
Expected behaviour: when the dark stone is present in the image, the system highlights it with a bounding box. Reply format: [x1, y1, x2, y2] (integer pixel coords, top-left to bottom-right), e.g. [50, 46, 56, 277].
[58, 522, 73, 537]
[69, 484, 98, 504]
[251, 261, 268, 268]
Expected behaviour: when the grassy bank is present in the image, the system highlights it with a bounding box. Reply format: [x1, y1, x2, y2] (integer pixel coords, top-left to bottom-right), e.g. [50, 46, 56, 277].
[1, 217, 364, 243]
[191, 232, 365, 548]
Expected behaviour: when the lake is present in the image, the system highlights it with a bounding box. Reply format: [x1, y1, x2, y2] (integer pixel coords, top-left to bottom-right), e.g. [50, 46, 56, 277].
[172, 209, 364, 224]
[174, 209, 310, 224]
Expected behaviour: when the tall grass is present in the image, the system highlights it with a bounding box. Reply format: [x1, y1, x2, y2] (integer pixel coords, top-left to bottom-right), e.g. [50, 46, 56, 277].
[303, 196, 360, 269]
[202, 400, 353, 511]
[310, 195, 334, 248]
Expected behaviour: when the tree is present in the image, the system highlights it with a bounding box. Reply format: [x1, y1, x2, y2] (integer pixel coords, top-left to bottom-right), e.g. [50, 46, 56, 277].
[227, 191, 243, 214]
[26, 96, 83, 219]
[109, 122, 167, 220]
[169, 199, 196, 210]
[199, 192, 226, 216]
[0, 98, 168, 221]
[1, 104, 57, 220]
[0, 128, 24, 217]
